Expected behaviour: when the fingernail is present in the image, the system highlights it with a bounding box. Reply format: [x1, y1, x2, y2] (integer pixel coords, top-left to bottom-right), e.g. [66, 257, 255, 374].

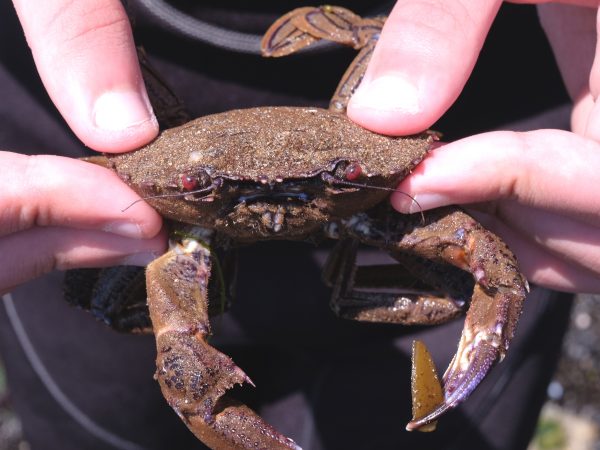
[393, 192, 451, 214]
[120, 251, 160, 267]
[103, 221, 143, 239]
[93, 90, 154, 131]
[351, 74, 421, 114]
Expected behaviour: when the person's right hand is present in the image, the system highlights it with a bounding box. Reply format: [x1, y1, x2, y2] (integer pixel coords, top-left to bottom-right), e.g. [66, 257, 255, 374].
[347, 1, 600, 293]
[2, 0, 166, 295]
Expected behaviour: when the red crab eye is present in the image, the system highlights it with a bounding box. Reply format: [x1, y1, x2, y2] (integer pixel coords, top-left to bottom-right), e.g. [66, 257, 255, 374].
[181, 174, 198, 191]
[344, 162, 362, 181]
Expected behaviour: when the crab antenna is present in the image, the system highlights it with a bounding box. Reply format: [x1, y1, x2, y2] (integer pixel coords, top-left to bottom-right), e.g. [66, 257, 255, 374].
[120, 183, 217, 212]
[321, 173, 425, 222]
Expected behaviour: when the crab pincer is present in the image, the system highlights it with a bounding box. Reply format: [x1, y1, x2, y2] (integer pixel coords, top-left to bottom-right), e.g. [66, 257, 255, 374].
[147, 235, 301, 450]
[391, 208, 528, 430]
[339, 207, 528, 430]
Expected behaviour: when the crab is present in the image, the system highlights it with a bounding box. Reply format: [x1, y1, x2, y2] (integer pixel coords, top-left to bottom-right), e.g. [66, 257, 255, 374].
[67, 6, 528, 450]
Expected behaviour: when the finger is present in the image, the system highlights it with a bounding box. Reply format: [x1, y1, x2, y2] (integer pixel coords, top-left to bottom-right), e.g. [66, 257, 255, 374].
[470, 209, 600, 293]
[391, 129, 600, 226]
[0, 151, 162, 238]
[537, 3, 597, 136]
[12, 0, 158, 152]
[393, 130, 600, 224]
[347, 0, 502, 135]
[480, 200, 600, 282]
[511, 0, 600, 7]
[538, 3, 597, 101]
[573, 91, 595, 135]
[0, 226, 167, 295]
[581, 4, 600, 141]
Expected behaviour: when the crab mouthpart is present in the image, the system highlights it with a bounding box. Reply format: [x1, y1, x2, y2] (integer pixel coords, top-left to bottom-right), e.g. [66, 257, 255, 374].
[237, 191, 312, 205]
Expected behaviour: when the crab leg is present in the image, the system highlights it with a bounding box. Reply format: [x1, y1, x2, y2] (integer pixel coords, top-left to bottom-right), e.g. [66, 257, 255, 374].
[136, 47, 190, 129]
[261, 6, 385, 112]
[323, 237, 466, 325]
[261, 6, 383, 55]
[146, 237, 300, 450]
[339, 207, 528, 429]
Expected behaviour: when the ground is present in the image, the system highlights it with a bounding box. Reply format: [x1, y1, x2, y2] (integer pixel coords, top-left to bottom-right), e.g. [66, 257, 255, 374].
[529, 294, 600, 450]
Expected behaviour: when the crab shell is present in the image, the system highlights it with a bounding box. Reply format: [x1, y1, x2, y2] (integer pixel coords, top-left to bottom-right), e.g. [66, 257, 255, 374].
[106, 106, 433, 241]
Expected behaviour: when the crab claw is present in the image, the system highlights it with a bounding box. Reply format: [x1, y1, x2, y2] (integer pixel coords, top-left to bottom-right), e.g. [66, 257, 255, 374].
[147, 237, 301, 450]
[406, 283, 524, 430]
[409, 340, 443, 432]
[402, 210, 529, 430]
[340, 207, 528, 430]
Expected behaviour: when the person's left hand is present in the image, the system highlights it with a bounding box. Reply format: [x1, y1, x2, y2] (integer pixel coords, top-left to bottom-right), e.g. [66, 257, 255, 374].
[1, 0, 167, 295]
[12, 0, 158, 151]
[0, 151, 166, 295]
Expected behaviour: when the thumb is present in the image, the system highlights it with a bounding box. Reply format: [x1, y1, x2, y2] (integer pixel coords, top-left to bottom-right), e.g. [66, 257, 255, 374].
[347, 0, 501, 135]
[12, 0, 158, 152]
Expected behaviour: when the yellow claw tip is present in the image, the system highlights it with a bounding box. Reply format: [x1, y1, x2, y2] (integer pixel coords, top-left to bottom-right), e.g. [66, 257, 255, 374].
[409, 340, 443, 432]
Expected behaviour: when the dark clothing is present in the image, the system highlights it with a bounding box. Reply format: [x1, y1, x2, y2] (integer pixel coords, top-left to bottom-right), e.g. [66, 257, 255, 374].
[0, 2, 572, 449]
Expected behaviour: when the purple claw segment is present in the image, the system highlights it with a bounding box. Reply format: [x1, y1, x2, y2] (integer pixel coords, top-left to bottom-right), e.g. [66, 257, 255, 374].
[260, 7, 319, 57]
[443, 341, 498, 408]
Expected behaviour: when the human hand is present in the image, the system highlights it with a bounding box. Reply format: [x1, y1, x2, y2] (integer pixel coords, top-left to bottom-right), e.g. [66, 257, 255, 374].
[3, 0, 165, 294]
[0, 151, 166, 295]
[12, 0, 158, 151]
[347, 0, 600, 293]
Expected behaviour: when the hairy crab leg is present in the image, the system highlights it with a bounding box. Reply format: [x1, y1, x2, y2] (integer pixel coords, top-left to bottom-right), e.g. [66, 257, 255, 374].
[146, 236, 301, 450]
[261, 6, 385, 112]
[64, 266, 151, 333]
[339, 207, 528, 429]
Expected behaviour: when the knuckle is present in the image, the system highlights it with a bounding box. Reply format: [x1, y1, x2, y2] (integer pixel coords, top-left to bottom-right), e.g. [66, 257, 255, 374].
[17, 155, 53, 230]
[41, 0, 131, 55]
[33, 253, 59, 279]
[391, 0, 471, 43]
[501, 131, 531, 201]
[0, 155, 41, 235]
